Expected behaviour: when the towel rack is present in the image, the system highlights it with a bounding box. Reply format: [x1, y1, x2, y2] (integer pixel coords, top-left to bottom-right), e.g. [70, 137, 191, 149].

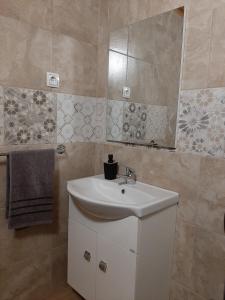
[0, 144, 66, 157]
[0, 153, 8, 157]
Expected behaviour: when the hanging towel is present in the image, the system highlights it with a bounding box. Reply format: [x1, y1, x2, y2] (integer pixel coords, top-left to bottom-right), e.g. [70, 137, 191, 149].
[6, 149, 55, 229]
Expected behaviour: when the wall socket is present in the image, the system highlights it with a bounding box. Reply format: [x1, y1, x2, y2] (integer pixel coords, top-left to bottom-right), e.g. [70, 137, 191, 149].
[122, 86, 131, 99]
[47, 72, 60, 88]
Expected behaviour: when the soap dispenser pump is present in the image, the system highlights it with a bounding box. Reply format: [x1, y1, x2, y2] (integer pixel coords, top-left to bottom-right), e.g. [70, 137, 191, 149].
[104, 154, 118, 180]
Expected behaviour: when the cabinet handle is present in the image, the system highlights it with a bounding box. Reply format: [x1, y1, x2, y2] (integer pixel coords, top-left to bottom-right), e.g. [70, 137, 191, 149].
[99, 261, 107, 273]
[83, 250, 91, 262]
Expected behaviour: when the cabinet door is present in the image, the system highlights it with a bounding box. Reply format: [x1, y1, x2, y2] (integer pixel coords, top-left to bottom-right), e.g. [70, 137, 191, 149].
[96, 236, 136, 300]
[68, 220, 96, 300]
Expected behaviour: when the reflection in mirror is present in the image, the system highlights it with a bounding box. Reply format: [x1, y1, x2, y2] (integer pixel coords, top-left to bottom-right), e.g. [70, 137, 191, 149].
[108, 51, 127, 100]
[109, 27, 128, 55]
[107, 8, 184, 148]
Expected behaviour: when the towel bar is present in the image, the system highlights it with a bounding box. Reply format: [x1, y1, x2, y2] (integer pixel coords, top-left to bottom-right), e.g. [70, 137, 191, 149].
[0, 144, 66, 157]
[0, 153, 8, 157]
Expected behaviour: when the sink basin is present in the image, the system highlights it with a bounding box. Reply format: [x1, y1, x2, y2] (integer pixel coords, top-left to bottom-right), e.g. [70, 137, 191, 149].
[67, 175, 179, 220]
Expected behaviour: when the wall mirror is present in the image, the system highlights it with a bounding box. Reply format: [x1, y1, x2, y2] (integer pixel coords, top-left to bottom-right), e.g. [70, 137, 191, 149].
[106, 7, 184, 148]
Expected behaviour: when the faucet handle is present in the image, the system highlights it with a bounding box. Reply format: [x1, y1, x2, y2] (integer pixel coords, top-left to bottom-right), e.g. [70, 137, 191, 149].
[118, 164, 136, 179]
[125, 166, 135, 176]
[117, 165, 136, 184]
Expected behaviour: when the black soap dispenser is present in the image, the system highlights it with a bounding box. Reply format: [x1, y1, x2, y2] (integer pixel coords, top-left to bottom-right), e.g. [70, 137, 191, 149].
[104, 154, 118, 180]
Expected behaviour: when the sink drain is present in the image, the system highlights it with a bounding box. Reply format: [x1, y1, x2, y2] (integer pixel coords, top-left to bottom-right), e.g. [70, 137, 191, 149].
[121, 189, 125, 194]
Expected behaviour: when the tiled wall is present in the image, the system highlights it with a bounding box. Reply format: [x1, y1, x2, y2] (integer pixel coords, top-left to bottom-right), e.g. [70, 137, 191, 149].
[97, 0, 225, 157]
[97, 1, 225, 300]
[57, 93, 106, 144]
[0, 1, 101, 299]
[3, 87, 57, 145]
[0, 142, 96, 300]
[0, 86, 106, 146]
[177, 88, 225, 157]
[107, 100, 168, 145]
[0, 0, 99, 96]
[94, 142, 225, 300]
[0, 1, 225, 300]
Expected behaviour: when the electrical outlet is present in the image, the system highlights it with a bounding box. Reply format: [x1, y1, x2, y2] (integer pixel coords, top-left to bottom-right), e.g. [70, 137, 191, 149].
[47, 72, 60, 88]
[122, 86, 131, 99]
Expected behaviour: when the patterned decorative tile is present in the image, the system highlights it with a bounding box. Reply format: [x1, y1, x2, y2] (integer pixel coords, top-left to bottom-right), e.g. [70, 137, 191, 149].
[122, 102, 147, 142]
[146, 105, 168, 143]
[106, 100, 169, 145]
[176, 88, 225, 157]
[3, 87, 57, 145]
[106, 100, 124, 141]
[57, 93, 106, 143]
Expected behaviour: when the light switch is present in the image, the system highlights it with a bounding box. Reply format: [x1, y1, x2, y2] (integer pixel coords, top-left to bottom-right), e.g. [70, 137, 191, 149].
[122, 86, 131, 99]
[47, 72, 60, 88]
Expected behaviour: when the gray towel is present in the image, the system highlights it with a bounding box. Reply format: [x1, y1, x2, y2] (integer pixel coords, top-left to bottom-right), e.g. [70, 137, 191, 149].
[6, 149, 55, 229]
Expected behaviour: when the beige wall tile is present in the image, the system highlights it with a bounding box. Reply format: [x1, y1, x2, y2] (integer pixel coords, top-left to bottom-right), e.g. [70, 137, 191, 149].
[190, 228, 225, 299]
[1, 1, 225, 299]
[53, 33, 97, 96]
[96, 43, 109, 98]
[0, 16, 52, 90]
[0, 0, 52, 30]
[127, 0, 151, 24]
[151, 0, 185, 17]
[208, 5, 225, 87]
[170, 281, 190, 300]
[108, 0, 128, 31]
[0, 256, 52, 300]
[98, 0, 109, 45]
[94, 143, 225, 300]
[109, 27, 128, 55]
[0, 1, 100, 95]
[50, 245, 67, 288]
[172, 219, 196, 287]
[127, 57, 160, 104]
[195, 156, 225, 234]
[181, 8, 212, 90]
[141, 151, 201, 198]
[170, 281, 206, 300]
[188, 0, 225, 13]
[108, 51, 127, 100]
[0, 223, 53, 270]
[181, 0, 225, 90]
[53, 0, 99, 46]
[0, 142, 95, 299]
[141, 150, 200, 224]
[55, 142, 95, 232]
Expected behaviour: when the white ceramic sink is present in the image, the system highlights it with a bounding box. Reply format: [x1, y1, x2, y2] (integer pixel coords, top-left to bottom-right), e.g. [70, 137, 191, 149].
[67, 175, 179, 220]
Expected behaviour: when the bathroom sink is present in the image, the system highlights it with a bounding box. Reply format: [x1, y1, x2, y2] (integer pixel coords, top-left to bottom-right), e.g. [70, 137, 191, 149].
[67, 175, 179, 220]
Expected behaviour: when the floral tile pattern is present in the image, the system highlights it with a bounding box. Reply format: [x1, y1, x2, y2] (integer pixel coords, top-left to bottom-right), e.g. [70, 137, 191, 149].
[122, 102, 148, 142]
[146, 105, 168, 143]
[57, 93, 106, 143]
[176, 88, 225, 157]
[2, 84, 225, 159]
[3, 87, 57, 145]
[106, 100, 124, 141]
[106, 100, 170, 145]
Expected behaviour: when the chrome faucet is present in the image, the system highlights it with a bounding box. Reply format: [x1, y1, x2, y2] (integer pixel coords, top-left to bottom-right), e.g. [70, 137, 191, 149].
[118, 166, 136, 185]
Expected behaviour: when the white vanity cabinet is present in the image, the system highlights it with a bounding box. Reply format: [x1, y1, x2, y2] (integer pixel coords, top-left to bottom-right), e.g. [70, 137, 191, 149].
[68, 196, 177, 300]
[68, 220, 97, 300]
